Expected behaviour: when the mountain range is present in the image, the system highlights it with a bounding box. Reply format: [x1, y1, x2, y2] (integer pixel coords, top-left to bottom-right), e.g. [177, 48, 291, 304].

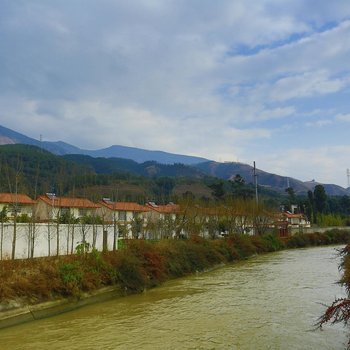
[0, 125, 208, 165]
[1, 124, 349, 196]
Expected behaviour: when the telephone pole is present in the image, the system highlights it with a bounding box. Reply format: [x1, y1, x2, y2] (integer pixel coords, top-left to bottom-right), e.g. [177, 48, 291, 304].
[253, 161, 258, 205]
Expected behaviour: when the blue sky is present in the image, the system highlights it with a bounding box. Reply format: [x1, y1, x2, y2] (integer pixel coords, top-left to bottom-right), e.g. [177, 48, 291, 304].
[1, 0, 350, 187]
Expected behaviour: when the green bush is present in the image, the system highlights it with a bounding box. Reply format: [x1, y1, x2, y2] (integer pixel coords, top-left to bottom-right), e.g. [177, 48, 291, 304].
[58, 261, 84, 296]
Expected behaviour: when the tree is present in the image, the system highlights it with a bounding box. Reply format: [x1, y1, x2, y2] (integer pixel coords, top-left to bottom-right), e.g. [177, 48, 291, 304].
[229, 175, 254, 199]
[59, 211, 79, 254]
[285, 187, 296, 203]
[314, 185, 327, 214]
[306, 190, 315, 224]
[208, 180, 225, 200]
[130, 216, 144, 239]
[0, 206, 8, 260]
[153, 177, 175, 202]
[233, 174, 245, 184]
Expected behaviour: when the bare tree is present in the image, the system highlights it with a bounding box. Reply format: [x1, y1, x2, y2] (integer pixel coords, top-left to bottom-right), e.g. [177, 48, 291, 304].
[0, 206, 8, 260]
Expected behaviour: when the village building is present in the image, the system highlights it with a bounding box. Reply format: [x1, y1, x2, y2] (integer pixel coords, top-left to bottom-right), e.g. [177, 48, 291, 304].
[275, 211, 310, 236]
[98, 198, 150, 224]
[36, 193, 100, 222]
[0, 193, 36, 221]
[145, 202, 180, 221]
[282, 212, 310, 229]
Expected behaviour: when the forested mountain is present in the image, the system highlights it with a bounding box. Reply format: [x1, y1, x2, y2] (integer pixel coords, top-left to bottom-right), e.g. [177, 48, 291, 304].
[1, 144, 350, 221]
[63, 154, 205, 178]
[0, 144, 219, 202]
[0, 144, 91, 197]
[1, 124, 349, 196]
[194, 161, 350, 196]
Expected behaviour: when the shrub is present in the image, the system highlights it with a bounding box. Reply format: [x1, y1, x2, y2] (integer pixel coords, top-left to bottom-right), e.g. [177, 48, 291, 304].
[228, 235, 257, 258]
[58, 261, 84, 296]
[114, 252, 148, 293]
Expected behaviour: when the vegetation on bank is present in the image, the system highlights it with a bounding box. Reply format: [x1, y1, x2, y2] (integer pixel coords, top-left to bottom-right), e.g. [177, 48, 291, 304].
[1, 229, 349, 308]
[319, 238, 350, 349]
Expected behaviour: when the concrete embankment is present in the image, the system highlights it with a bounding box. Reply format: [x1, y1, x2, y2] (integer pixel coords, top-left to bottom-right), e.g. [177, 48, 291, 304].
[0, 286, 122, 330]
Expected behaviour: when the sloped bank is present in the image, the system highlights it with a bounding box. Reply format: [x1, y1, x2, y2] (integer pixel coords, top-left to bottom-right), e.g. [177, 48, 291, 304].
[1, 229, 350, 330]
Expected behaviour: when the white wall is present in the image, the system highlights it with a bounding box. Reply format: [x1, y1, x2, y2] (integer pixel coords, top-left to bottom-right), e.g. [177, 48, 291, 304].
[0, 223, 118, 260]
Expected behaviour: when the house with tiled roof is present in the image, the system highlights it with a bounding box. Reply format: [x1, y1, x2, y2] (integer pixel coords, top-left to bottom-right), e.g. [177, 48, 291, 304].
[282, 211, 310, 228]
[98, 198, 150, 223]
[36, 193, 100, 221]
[274, 210, 310, 236]
[0, 193, 36, 220]
[145, 202, 180, 221]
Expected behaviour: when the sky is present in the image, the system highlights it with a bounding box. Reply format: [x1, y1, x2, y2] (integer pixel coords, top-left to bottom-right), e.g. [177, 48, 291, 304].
[1, 1, 350, 187]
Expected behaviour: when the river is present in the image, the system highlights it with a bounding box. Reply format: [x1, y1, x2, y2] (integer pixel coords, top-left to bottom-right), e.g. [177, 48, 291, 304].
[0, 245, 348, 349]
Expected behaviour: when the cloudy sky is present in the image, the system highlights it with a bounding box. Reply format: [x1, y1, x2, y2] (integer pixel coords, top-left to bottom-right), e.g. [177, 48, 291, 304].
[1, 1, 350, 187]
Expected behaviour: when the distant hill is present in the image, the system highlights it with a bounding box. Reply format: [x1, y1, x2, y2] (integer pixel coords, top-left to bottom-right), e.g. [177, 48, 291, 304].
[0, 125, 209, 165]
[194, 161, 350, 196]
[63, 154, 205, 178]
[0, 144, 91, 196]
[0, 144, 214, 201]
[1, 124, 349, 196]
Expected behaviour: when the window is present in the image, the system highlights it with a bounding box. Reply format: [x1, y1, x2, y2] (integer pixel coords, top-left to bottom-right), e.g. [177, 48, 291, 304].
[10, 204, 21, 215]
[79, 208, 87, 217]
[118, 211, 127, 221]
[61, 208, 70, 215]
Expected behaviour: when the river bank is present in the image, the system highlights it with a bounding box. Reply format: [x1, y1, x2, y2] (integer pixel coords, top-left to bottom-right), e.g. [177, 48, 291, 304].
[1, 229, 350, 330]
[1, 245, 346, 350]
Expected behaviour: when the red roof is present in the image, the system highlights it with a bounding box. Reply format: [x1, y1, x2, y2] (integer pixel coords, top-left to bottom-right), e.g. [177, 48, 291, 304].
[100, 200, 149, 212]
[282, 212, 306, 219]
[0, 193, 36, 205]
[146, 202, 180, 214]
[38, 195, 100, 209]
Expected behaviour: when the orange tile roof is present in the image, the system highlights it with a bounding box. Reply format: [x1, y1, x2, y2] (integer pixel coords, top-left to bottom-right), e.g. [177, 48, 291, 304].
[0, 193, 36, 205]
[100, 200, 150, 212]
[146, 202, 180, 214]
[38, 195, 100, 209]
[283, 212, 306, 219]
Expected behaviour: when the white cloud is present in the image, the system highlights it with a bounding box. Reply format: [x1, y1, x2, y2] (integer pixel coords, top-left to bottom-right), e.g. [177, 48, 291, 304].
[269, 71, 349, 101]
[259, 146, 350, 188]
[305, 119, 333, 128]
[1, 1, 350, 185]
[336, 113, 350, 122]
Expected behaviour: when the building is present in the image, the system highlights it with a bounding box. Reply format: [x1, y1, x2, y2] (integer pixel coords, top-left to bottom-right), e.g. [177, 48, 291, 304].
[36, 193, 100, 221]
[145, 202, 180, 221]
[275, 211, 310, 236]
[98, 198, 150, 224]
[282, 212, 310, 229]
[0, 193, 36, 220]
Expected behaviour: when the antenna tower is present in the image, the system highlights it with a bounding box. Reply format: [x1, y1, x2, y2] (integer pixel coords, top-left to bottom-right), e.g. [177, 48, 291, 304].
[347, 168, 350, 188]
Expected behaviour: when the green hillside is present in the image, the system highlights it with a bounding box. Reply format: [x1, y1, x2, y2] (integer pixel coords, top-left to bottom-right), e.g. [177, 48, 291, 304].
[63, 154, 205, 178]
[0, 145, 216, 202]
[0, 144, 89, 196]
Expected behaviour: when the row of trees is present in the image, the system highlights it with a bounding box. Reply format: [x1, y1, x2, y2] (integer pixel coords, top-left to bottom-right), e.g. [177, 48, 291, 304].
[284, 184, 350, 225]
[0, 197, 276, 260]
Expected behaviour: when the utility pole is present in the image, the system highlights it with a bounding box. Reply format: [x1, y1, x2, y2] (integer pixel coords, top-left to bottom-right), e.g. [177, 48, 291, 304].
[347, 169, 350, 188]
[253, 161, 258, 205]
